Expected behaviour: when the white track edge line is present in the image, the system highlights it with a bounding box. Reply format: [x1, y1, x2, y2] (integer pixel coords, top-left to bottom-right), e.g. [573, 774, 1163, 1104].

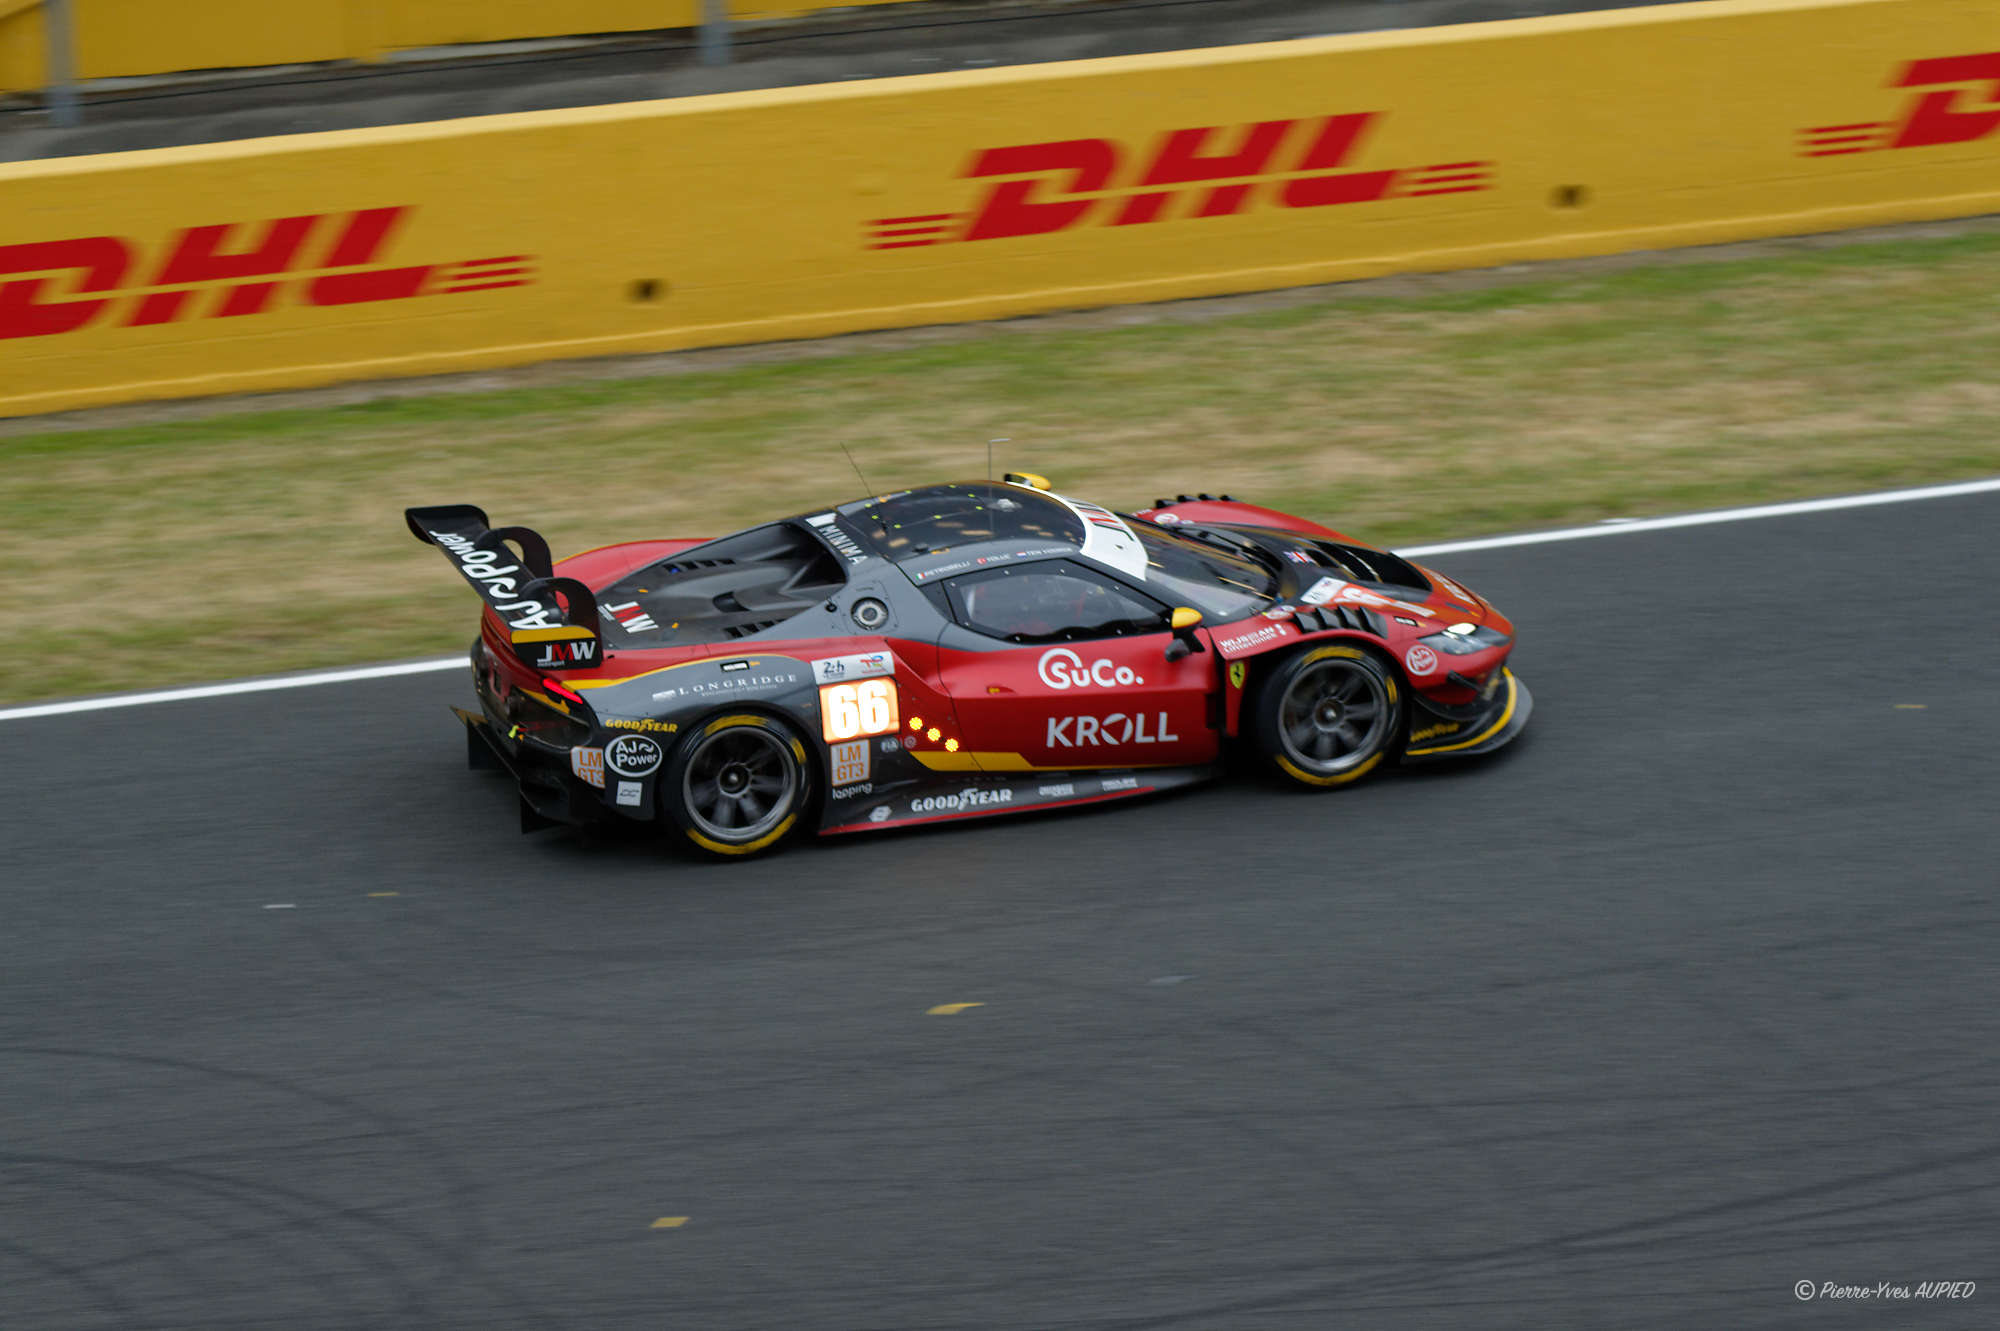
[1400, 476, 2000, 556]
[0, 657, 466, 721]
[6, 474, 1998, 723]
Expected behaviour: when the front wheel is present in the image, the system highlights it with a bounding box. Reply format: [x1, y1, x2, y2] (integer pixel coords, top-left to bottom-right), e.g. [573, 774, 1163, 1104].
[1247, 645, 1403, 789]
[660, 712, 813, 858]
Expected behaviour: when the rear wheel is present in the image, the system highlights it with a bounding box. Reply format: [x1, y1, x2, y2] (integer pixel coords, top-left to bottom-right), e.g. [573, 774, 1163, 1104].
[1248, 645, 1403, 788]
[661, 712, 812, 858]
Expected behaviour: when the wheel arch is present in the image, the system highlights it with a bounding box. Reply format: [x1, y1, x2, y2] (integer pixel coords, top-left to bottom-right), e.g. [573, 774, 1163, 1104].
[1240, 637, 1409, 787]
[1228, 631, 1403, 736]
[660, 705, 822, 857]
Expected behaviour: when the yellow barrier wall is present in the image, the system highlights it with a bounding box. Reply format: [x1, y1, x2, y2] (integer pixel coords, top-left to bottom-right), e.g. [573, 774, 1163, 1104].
[0, 0, 915, 89]
[2, 0, 1997, 417]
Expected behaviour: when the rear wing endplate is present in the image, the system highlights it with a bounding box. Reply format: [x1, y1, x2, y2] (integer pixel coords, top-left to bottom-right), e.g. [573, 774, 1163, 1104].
[405, 504, 603, 670]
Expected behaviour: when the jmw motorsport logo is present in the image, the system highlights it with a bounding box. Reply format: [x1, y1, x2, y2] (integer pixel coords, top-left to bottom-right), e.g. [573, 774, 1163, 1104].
[1798, 52, 2000, 156]
[864, 113, 1491, 249]
[0, 206, 533, 340]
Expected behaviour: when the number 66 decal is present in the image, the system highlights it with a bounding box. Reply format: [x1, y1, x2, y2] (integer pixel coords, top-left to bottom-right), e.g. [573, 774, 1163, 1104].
[820, 678, 900, 742]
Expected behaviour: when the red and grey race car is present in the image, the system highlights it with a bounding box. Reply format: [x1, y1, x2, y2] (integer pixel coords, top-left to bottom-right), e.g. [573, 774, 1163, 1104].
[406, 475, 1529, 857]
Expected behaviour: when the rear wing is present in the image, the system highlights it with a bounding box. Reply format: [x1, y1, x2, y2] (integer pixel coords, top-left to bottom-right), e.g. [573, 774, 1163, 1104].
[405, 504, 603, 670]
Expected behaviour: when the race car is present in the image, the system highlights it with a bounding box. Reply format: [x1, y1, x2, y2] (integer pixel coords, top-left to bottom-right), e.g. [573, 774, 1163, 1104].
[405, 475, 1529, 858]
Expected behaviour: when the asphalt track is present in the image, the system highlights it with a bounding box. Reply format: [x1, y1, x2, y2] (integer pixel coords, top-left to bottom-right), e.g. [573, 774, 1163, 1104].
[5, 490, 1998, 1329]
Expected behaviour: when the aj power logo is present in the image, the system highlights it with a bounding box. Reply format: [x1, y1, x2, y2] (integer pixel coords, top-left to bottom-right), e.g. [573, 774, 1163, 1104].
[865, 112, 1493, 249]
[0, 205, 532, 340]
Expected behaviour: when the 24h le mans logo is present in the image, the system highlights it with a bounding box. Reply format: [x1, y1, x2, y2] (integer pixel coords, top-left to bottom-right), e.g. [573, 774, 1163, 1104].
[864, 112, 1493, 249]
[0, 205, 532, 340]
[1797, 52, 2000, 156]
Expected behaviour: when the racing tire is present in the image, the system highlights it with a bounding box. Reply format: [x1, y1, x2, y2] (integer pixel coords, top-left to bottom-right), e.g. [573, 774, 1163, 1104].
[1247, 644, 1404, 789]
[660, 712, 813, 859]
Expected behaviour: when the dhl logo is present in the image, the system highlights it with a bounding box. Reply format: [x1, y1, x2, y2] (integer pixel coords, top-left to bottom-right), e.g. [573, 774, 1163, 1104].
[1799, 52, 2000, 156]
[0, 205, 533, 340]
[866, 113, 1491, 249]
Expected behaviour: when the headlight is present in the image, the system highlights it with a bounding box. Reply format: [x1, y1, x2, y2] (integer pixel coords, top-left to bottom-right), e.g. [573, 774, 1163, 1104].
[1418, 624, 1512, 656]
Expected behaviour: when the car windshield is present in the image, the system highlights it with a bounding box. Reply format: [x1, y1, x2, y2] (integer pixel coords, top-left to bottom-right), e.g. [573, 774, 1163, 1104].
[1126, 521, 1276, 620]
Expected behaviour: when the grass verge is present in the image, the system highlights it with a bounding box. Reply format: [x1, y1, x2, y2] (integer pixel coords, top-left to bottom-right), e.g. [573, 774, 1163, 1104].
[7, 224, 2000, 704]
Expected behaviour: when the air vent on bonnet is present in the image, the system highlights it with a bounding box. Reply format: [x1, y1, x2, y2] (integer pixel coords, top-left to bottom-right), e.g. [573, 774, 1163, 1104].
[1292, 605, 1385, 637]
[722, 621, 780, 639]
[1308, 541, 1429, 592]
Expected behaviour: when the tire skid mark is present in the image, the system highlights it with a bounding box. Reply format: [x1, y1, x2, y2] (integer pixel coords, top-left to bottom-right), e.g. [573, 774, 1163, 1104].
[5, 1152, 419, 1316]
[293, 909, 663, 1030]
[2, 1046, 567, 1329]
[0, 1232, 143, 1325]
[949, 960, 1458, 1270]
[965, 906, 2000, 1327]
[1076, 1140, 2000, 1328]
[12, 1164, 345, 1309]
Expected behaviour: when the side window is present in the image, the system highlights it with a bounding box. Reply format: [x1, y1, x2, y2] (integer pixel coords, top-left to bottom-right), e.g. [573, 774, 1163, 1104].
[943, 560, 1169, 644]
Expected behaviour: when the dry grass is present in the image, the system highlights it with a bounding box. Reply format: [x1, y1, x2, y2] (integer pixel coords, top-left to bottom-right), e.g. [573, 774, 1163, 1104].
[6, 222, 2000, 704]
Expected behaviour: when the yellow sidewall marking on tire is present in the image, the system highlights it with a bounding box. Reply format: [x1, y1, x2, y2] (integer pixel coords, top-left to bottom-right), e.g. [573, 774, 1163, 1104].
[1276, 646, 1396, 784]
[687, 811, 798, 857]
[1296, 643, 1398, 701]
[1275, 750, 1384, 788]
[686, 713, 802, 854]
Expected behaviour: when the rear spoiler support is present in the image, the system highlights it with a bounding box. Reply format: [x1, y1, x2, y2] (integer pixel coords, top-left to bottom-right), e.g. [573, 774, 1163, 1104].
[406, 504, 604, 670]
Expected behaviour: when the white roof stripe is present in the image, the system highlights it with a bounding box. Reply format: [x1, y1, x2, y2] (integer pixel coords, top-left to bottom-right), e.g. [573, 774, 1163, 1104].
[1042, 489, 1150, 580]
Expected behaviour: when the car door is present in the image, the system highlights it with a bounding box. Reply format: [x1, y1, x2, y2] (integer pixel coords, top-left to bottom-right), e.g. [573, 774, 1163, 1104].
[931, 558, 1219, 771]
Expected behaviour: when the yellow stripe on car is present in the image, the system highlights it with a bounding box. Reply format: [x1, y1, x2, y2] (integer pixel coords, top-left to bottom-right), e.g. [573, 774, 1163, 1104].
[570, 657, 773, 690]
[1405, 670, 1517, 756]
[511, 625, 597, 642]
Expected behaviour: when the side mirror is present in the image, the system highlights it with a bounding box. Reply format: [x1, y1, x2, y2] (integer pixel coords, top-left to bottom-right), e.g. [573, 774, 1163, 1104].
[1164, 606, 1205, 661]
